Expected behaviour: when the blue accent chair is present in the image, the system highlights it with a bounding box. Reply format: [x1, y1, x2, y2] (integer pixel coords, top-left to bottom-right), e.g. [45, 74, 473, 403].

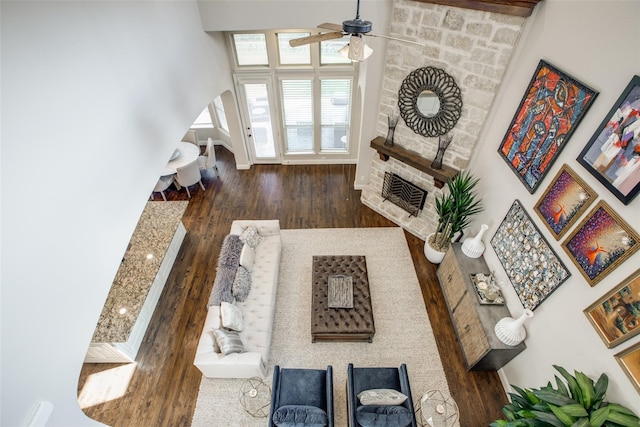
[346, 363, 417, 427]
[269, 365, 334, 427]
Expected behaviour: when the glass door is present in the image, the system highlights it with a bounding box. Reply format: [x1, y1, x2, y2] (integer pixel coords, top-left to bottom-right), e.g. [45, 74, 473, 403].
[236, 77, 280, 163]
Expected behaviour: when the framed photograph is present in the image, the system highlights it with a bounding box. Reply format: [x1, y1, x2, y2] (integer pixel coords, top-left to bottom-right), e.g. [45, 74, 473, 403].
[615, 341, 640, 393]
[499, 60, 598, 193]
[534, 164, 597, 240]
[562, 200, 639, 286]
[490, 200, 571, 311]
[584, 269, 640, 348]
[577, 75, 640, 205]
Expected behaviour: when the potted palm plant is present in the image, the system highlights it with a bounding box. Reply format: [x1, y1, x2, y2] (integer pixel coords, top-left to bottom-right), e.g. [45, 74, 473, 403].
[424, 170, 483, 263]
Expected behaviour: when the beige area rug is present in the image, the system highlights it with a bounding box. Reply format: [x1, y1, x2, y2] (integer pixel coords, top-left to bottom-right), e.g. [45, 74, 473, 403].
[191, 227, 455, 426]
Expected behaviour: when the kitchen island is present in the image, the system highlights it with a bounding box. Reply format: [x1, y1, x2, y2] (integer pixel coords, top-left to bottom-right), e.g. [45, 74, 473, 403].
[85, 201, 189, 363]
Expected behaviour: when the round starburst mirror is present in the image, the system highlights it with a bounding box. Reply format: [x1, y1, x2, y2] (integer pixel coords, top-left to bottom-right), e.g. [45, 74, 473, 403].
[398, 67, 463, 137]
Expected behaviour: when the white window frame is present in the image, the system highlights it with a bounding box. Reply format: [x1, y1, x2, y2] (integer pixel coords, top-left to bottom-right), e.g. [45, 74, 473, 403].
[225, 30, 359, 163]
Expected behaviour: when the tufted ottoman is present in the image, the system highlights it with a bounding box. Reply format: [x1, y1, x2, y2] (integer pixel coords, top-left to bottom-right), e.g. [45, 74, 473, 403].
[311, 255, 375, 343]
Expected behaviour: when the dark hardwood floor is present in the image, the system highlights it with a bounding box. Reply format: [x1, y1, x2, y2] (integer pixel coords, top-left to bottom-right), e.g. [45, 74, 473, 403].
[78, 146, 508, 426]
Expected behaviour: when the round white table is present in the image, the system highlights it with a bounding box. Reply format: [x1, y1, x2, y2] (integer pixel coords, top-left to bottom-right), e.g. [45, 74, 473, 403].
[162, 142, 200, 176]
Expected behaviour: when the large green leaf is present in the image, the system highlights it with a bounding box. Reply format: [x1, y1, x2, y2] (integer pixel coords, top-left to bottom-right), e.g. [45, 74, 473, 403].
[590, 407, 610, 427]
[554, 366, 583, 405]
[607, 403, 640, 417]
[531, 410, 566, 427]
[593, 374, 608, 405]
[534, 390, 577, 406]
[525, 390, 541, 406]
[503, 406, 517, 421]
[570, 419, 590, 427]
[558, 404, 589, 418]
[548, 403, 576, 426]
[555, 375, 570, 397]
[606, 411, 640, 427]
[575, 370, 595, 409]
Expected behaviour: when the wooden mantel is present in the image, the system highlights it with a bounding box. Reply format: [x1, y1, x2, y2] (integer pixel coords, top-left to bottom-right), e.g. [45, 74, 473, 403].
[370, 136, 457, 189]
[412, 0, 544, 17]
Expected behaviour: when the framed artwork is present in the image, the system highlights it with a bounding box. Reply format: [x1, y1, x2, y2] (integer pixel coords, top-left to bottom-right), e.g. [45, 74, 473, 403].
[534, 164, 597, 240]
[562, 200, 639, 286]
[490, 200, 571, 311]
[584, 268, 640, 348]
[498, 60, 598, 193]
[577, 75, 640, 205]
[615, 341, 640, 394]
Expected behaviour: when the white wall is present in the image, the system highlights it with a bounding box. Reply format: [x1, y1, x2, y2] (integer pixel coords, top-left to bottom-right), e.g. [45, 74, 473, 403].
[1, 1, 232, 425]
[468, 0, 640, 409]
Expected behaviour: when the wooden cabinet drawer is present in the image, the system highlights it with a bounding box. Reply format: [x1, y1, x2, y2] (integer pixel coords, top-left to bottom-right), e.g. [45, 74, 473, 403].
[437, 250, 467, 309]
[453, 295, 490, 368]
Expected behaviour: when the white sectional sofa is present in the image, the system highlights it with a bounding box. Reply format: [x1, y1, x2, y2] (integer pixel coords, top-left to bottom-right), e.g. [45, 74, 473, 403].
[194, 220, 282, 378]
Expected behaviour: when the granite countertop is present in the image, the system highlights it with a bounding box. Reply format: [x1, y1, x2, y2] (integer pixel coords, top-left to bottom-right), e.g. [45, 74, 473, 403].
[92, 201, 188, 343]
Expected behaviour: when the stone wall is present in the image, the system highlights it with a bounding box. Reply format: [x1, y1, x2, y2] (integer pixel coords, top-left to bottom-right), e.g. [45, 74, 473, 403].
[361, 0, 526, 239]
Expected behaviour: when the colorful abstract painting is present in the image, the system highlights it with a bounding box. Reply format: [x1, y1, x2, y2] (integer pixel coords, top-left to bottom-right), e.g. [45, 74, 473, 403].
[499, 60, 598, 193]
[562, 201, 639, 286]
[577, 75, 640, 205]
[491, 200, 571, 310]
[534, 164, 596, 240]
[585, 268, 640, 348]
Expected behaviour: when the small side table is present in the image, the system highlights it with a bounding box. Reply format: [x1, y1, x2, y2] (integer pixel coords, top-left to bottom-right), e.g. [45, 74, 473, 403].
[239, 377, 271, 418]
[414, 390, 459, 427]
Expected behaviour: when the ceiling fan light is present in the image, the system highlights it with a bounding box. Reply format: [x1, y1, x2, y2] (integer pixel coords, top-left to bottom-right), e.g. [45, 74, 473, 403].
[339, 35, 373, 62]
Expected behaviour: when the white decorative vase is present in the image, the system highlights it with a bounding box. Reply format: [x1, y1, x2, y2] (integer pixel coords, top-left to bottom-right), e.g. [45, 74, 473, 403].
[494, 309, 534, 346]
[462, 224, 488, 258]
[424, 233, 446, 264]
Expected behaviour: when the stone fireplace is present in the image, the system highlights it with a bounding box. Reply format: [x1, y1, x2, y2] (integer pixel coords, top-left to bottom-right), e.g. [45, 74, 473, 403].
[361, 0, 528, 239]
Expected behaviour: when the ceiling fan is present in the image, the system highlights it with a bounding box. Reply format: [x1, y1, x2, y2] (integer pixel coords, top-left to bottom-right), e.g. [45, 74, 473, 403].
[288, 0, 423, 62]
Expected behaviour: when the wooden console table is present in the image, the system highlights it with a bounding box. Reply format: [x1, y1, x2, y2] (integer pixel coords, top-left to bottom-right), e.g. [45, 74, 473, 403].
[437, 243, 525, 370]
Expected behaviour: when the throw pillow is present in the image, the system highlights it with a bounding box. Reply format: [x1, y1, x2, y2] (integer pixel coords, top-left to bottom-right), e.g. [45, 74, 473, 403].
[355, 405, 412, 427]
[218, 234, 243, 268]
[232, 266, 252, 302]
[221, 301, 244, 331]
[239, 244, 255, 272]
[210, 330, 221, 354]
[208, 305, 222, 353]
[208, 265, 236, 306]
[213, 329, 245, 355]
[357, 389, 408, 406]
[272, 405, 328, 427]
[239, 225, 262, 249]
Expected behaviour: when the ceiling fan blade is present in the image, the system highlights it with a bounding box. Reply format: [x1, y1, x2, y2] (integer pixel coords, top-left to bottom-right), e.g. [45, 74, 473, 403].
[364, 33, 426, 47]
[289, 31, 344, 47]
[317, 22, 343, 32]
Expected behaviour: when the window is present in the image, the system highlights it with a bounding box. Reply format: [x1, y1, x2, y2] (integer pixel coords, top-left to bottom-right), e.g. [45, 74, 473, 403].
[281, 78, 352, 154]
[320, 79, 351, 151]
[233, 34, 268, 66]
[192, 105, 213, 128]
[282, 79, 313, 153]
[320, 37, 352, 65]
[213, 96, 228, 133]
[228, 30, 357, 159]
[277, 33, 311, 65]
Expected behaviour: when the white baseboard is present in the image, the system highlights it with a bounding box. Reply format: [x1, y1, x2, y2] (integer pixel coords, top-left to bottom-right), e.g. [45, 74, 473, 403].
[497, 368, 513, 396]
